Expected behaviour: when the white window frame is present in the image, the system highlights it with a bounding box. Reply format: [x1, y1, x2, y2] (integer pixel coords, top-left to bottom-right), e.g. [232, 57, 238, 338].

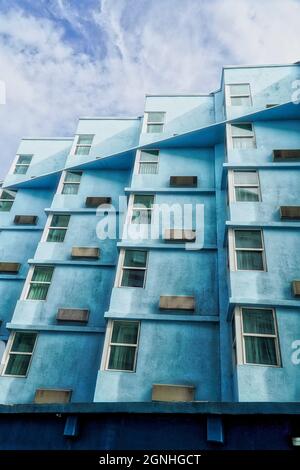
[225, 83, 252, 107]
[131, 194, 155, 225]
[45, 213, 70, 243]
[104, 320, 140, 372]
[72, 134, 94, 156]
[13, 154, 33, 175]
[228, 228, 266, 272]
[135, 149, 160, 175]
[226, 123, 256, 150]
[0, 189, 17, 211]
[116, 249, 148, 288]
[228, 170, 261, 202]
[23, 265, 54, 301]
[143, 112, 165, 134]
[233, 306, 281, 367]
[58, 170, 82, 195]
[1, 331, 38, 377]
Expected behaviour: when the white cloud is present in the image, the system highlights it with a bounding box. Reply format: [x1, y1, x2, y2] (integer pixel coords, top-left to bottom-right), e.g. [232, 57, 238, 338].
[0, 0, 300, 177]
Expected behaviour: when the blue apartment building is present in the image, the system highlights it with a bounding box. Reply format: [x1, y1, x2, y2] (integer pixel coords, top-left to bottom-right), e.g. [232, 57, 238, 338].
[0, 63, 300, 450]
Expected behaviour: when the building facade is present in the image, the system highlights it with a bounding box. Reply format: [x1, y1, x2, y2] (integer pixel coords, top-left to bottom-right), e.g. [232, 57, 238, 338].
[0, 63, 300, 448]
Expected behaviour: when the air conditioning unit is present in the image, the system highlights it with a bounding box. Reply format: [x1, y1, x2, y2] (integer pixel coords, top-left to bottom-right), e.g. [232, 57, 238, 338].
[292, 280, 300, 297]
[56, 308, 89, 323]
[164, 229, 196, 242]
[280, 206, 300, 220]
[34, 389, 72, 404]
[152, 384, 195, 402]
[14, 215, 38, 225]
[71, 247, 100, 259]
[273, 150, 300, 162]
[85, 196, 112, 207]
[159, 295, 195, 311]
[170, 176, 198, 187]
[0, 262, 21, 274]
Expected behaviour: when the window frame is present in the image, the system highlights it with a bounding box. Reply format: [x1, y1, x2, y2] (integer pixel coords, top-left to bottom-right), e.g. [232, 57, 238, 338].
[136, 149, 160, 175]
[144, 112, 165, 134]
[45, 213, 70, 243]
[13, 154, 33, 175]
[104, 320, 140, 372]
[228, 170, 261, 202]
[1, 331, 38, 377]
[227, 123, 256, 150]
[233, 306, 281, 367]
[226, 83, 252, 107]
[130, 194, 155, 225]
[229, 228, 267, 272]
[116, 249, 148, 288]
[60, 170, 82, 195]
[0, 189, 17, 212]
[73, 134, 94, 156]
[24, 265, 54, 301]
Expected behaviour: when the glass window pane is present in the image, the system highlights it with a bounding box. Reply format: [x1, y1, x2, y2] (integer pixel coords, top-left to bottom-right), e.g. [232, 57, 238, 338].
[111, 321, 139, 344]
[235, 187, 260, 202]
[64, 171, 82, 183]
[124, 250, 147, 268]
[75, 146, 90, 155]
[0, 201, 13, 211]
[121, 269, 145, 288]
[147, 124, 164, 133]
[231, 96, 251, 106]
[108, 345, 136, 370]
[77, 135, 93, 145]
[32, 266, 54, 282]
[244, 337, 277, 365]
[232, 137, 255, 149]
[14, 166, 28, 175]
[139, 163, 158, 174]
[131, 210, 152, 224]
[51, 214, 70, 227]
[62, 183, 79, 195]
[235, 230, 262, 249]
[133, 195, 154, 208]
[231, 124, 253, 137]
[242, 309, 275, 335]
[234, 171, 258, 185]
[5, 354, 31, 376]
[47, 228, 67, 242]
[237, 251, 264, 270]
[11, 332, 36, 353]
[17, 155, 32, 164]
[140, 150, 159, 162]
[147, 112, 164, 122]
[230, 84, 250, 95]
[27, 283, 50, 300]
[1, 190, 16, 200]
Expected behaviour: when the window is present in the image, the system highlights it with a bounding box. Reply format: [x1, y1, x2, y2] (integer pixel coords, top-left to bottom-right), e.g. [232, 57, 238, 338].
[13, 155, 32, 175]
[0, 189, 17, 212]
[146, 112, 165, 133]
[3, 332, 37, 376]
[230, 123, 256, 149]
[106, 321, 140, 371]
[131, 195, 154, 224]
[26, 266, 54, 300]
[62, 171, 82, 194]
[228, 84, 252, 106]
[139, 150, 159, 174]
[74, 135, 93, 155]
[233, 230, 265, 271]
[233, 171, 261, 201]
[120, 250, 147, 288]
[46, 214, 70, 242]
[241, 308, 280, 366]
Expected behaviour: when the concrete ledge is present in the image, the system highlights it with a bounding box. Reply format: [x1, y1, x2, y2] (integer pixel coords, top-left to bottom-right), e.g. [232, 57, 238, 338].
[0, 401, 299, 415]
[28, 259, 116, 267]
[6, 323, 105, 334]
[117, 242, 217, 251]
[105, 311, 219, 322]
[125, 187, 215, 194]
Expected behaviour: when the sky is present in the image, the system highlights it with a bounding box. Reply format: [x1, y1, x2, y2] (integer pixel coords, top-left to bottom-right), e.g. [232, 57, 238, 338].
[0, 0, 300, 178]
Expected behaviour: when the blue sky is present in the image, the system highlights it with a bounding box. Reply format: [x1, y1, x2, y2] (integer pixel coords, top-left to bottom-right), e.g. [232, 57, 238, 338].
[0, 0, 300, 177]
